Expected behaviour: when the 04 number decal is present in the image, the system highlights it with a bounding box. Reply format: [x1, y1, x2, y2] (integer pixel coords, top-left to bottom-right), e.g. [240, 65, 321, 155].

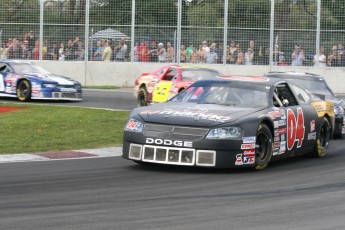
[287, 108, 305, 150]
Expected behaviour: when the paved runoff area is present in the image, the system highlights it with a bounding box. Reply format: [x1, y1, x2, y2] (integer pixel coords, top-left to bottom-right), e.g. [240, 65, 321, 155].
[0, 147, 123, 163]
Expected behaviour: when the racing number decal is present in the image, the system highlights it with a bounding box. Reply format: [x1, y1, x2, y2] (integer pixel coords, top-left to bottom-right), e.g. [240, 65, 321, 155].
[0, 74, 4, 91]
[287, 108, 305, 150]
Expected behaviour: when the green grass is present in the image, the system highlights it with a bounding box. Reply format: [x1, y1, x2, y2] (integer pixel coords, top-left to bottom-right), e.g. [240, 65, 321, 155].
[0, 103, 130, 154]
[82, 86, 122, 90]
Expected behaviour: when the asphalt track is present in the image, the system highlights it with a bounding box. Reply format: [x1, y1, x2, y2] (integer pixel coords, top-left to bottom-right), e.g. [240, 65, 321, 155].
[1, 89, 345, 230]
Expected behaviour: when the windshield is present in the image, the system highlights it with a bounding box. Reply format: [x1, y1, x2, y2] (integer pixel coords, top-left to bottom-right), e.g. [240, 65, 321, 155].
[11, 63, 50, 74]
[181, 69, 220, 82]
[290, 78, 334, 96]
[171, 81, 269, 108]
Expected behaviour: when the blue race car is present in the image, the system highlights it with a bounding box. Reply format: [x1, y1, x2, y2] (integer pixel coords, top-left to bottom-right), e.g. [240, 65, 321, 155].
[0, 60, 82, 101]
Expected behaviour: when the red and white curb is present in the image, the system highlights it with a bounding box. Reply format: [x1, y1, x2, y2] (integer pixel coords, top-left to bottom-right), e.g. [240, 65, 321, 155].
[0, 147, 122, 163]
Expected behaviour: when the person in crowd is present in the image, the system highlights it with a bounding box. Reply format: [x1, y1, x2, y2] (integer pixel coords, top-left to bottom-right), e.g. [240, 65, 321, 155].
[204, 47, 218, 64]
[337, 43, 345, 66]
[328, 46, 340, 67]
[157, 43, 166, 63]
[291, 45, 305, 66]
[166, 42, 174, 62]
[186, 42, 193, 62]
[180, 44, 187, 63]
[102, 40, 112, 61]
[235, 44, 244, 65]
[313, 47, 327, 67]
[190, 47, 197, 63]
[93, 40, 104, 61]
[0, 42, 9, 59]
[76, 44, 84, 61]
[201, 40, 210, 53]
[244, 48, 254, 65]
[21, 41, 29, 59]
[248, 40, 263, 65]
[132, 42, 139, 62]
[138, 41, 150, 62]
[26, 31, 35, 59]
[32, 40, 40, 60]
[46, 42, 58, 60]
[149, 41, 158, 62]
[197, 45, 206, 63]
[58, 42, 65, 61]
[42, 40, 48, 60]
[227, 41, 237, 64]
[114, 38, 127, 62]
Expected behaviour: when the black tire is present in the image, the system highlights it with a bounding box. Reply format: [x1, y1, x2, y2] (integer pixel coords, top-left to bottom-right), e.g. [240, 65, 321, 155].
[311, 117, 331, 158]
[255, 124, 273, 170]
[138, 87, 148, 107]
[16, 79, 31, 102]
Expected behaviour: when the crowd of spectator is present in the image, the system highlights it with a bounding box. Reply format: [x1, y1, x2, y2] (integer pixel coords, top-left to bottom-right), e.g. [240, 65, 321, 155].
[1, 31, 345, 67]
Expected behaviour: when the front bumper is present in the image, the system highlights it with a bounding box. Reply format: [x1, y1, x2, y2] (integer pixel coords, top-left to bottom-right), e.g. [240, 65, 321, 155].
[123, 141, 254, 168]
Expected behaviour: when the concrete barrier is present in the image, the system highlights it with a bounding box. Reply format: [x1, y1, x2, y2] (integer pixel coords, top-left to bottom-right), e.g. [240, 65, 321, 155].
[37, 61, 345, 94]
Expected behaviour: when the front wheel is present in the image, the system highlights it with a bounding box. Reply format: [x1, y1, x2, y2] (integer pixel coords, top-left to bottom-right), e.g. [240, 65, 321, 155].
[138, 87, 148, 107]
[312, 117, 331, 158]
[255, 124, 273, 170]
[16, 79, 31, 102]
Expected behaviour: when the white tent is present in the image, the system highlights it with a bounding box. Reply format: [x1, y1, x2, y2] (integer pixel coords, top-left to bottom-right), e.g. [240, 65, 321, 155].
[90, 28, 130, 41]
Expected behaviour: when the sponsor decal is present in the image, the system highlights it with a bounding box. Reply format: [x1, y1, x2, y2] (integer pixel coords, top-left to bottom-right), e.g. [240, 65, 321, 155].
[280, 109, 286, 119]
[274, 121, 279, 128]
[269, 111, 282, 119]
[146, 138, 193, 148]
[287, 108, 305, 150]
[273, 142, 280, 148]
[241, 143, 256, 149]
[235, 154, 243, 166]
[280, 141, 286, 150]
[307, 132, 317, 140]
[311, 102, 335, 117]
[274, 129, 279, 137]
[274, 136, 280, 142]
[281, 134, 285, 141]
[140, 109, 232, 123]
[273, 151, 279, 156]
[243, 156, 255, 164]
[278, 128, 286, 135]
[243, 150, 255, 164]
[310, 120, 315, 132]
[278, 120, 286, 126]
[242, 136, 256, 143]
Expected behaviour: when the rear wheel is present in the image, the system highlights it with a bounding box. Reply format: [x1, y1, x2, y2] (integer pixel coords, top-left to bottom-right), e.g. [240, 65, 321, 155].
[16, 79, 31, 102]
[255, 124, 273, 170]
[312, 117, 331, 158]
[138, 87, 148, 107]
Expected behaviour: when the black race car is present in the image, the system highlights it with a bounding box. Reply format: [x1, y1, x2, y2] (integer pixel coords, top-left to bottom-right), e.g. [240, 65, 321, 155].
[265, 72, 344, 137]
[123, 76, 335, 170]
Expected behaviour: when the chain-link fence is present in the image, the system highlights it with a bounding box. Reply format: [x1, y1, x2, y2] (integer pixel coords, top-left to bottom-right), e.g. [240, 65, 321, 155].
[0, 0, 344, 67]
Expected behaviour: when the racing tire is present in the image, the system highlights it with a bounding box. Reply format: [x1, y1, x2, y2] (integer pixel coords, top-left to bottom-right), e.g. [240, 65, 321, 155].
[254, 124, 273, 170]
[138, 87, 148, 107]
[311, 117, 331, 158]
[16, 79, 31, 102]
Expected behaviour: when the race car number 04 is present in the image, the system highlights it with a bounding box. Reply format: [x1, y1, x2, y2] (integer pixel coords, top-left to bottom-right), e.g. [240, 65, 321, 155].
[287, 108, 305, 150]
[0, 74, 4, 91]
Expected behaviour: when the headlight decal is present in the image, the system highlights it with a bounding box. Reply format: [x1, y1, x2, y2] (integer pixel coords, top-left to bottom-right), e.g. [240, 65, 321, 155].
[206, 127, 244, 139]
[124, 118, 144, 132]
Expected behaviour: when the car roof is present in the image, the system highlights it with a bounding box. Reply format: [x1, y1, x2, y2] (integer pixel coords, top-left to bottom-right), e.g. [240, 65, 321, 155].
[0, 60, 32, 65]
[197, 75, 286, 86]
[265, 72, 324, 81]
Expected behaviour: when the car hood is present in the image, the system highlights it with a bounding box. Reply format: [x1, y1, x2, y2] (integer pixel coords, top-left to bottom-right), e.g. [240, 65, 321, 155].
[136, 102, 264, 127]
[23, 73, 78, 85]
[325, 95, 345, 107]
